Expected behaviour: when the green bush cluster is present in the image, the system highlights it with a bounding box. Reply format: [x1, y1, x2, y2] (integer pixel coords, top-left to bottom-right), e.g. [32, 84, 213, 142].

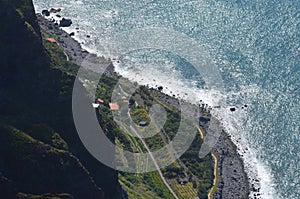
[130, 106, 151, 125]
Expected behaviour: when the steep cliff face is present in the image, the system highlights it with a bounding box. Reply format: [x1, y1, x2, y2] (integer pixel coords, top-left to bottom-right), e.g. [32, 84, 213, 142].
[0, 1, 121, 198]
[0, 0, 51, 111]
[0, 125, 104, 199]
[0, 0, 48, 80]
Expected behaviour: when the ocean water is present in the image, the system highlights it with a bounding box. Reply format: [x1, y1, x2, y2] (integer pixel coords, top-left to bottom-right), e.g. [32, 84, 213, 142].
[33, 0, 299, 198]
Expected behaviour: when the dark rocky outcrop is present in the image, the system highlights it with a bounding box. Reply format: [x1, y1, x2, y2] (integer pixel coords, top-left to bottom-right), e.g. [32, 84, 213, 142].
[199, 116, 210, 129]
[42, 9, 50, 16]
[230, 107, 236, 112]
[60, 18, 72, 27]
[50, 8, 61, 13]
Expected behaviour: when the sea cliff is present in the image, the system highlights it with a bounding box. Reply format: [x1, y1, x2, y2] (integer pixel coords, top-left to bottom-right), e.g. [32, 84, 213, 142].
[0, 0, 123, 198]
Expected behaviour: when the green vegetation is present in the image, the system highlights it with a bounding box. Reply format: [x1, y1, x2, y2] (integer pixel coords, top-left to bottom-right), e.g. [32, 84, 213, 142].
[180, 134, 214, 199]
[41, 30, 80, 75]
[169, 179, 198, 199]
[28, 123, 69, 150]
[94, 74, 214, 198]
[130, 106, 151, 125]
[119, 172, 175, 199]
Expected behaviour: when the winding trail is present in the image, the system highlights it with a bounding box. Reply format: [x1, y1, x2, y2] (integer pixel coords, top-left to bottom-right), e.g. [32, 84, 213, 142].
[129, 125, 179, 199]
[119, 84, 179, 199]
[197, 126, 205, 140]
[63, 51, 70, 61]
[208, 152, 218, 199]
[198, 126, 218, 199]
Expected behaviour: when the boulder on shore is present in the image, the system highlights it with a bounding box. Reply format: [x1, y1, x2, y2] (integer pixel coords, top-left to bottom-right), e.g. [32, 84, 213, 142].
[59, 18, 72, 27]
[230, 107, 236, 112]
[50, 8, 61, 13]
[42, 9, 50, 16]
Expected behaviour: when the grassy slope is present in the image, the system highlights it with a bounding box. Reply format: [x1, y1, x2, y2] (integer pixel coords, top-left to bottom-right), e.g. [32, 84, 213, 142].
[93, 76, 214, 198]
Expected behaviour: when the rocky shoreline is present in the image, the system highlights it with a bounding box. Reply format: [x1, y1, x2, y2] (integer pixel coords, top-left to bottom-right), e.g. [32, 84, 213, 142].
[212, 131, 250, 199]
[37, 13, 251, 199]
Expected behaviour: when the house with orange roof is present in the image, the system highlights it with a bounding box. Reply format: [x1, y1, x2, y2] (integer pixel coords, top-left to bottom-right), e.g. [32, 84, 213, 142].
[123, 99, 130, 104]
[46, 38, 57, 43]
[97, 98, 104, 103]
[109, 103, 119, 111]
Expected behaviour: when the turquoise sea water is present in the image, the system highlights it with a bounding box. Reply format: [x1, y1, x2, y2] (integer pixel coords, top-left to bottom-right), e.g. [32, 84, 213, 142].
[33, 1, 299, 198]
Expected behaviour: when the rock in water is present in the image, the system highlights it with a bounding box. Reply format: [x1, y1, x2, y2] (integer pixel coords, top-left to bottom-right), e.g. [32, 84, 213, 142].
[42, 9, 50, 16]
[59, 18, 72, 27]
[50, 8, 61, 13]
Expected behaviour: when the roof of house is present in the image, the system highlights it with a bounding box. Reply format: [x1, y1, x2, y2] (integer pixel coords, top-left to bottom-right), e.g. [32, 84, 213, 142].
[97, 98, 104, 103]
[109, 103, 119, 111]
[92, 103, 100, 108]
[139, 121, 147, 126]
[46, 38, 57, 43]
[123, 99, 130, 104]
[177, 176, 189, 184]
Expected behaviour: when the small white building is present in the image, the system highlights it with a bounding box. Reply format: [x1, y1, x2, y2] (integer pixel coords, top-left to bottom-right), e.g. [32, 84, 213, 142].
[92, 103, 100, 108]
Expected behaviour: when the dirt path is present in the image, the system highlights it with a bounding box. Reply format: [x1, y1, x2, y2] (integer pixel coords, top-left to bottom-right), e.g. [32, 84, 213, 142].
[197, 126, 205, 140]
[197, 126, 218, 199]
[118, 84, 179, 199]
[208, 152, 218, 199]
[129, 125, 179, 199]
